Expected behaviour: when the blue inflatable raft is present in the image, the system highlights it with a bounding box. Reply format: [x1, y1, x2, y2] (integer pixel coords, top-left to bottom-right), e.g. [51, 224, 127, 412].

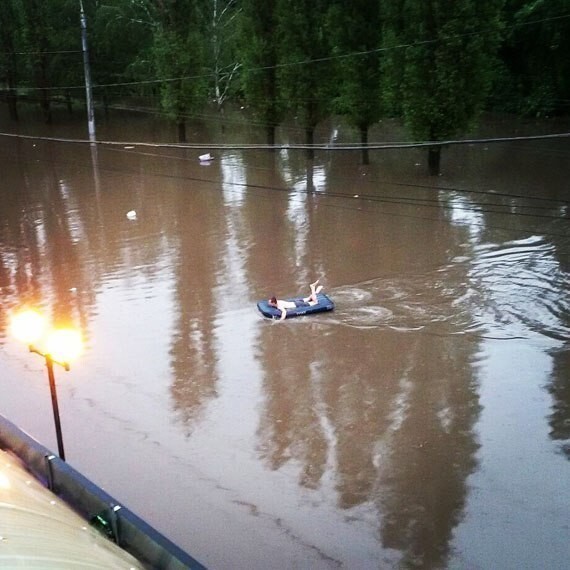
[257, 293, 335, 319]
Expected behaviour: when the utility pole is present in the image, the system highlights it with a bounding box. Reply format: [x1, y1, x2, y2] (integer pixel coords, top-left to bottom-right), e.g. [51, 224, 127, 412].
[79, 0, 96, 142]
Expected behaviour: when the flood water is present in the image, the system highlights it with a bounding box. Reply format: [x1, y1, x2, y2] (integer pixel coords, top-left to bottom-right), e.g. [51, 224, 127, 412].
[0, 107, 569, 569]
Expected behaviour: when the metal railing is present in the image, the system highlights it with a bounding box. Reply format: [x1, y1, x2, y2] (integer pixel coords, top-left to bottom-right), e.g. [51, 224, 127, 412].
[0, 413, 206, 570]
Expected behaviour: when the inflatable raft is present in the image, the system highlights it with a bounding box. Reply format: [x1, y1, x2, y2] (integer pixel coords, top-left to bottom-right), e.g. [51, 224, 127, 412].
[257, 293, 334, 319]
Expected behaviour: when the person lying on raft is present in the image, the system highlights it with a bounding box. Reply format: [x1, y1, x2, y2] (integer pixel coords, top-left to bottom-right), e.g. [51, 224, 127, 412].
[268, 280, 324, 320]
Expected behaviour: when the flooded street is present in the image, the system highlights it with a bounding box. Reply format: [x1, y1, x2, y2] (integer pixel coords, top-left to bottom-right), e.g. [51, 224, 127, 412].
[0, 109, 569, 569]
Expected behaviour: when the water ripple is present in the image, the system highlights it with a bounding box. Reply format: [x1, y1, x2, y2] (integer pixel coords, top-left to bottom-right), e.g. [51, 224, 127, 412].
[331, 235, 569, 343]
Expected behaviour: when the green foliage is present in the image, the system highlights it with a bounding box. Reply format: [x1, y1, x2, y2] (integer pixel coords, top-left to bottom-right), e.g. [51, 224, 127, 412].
[275, 0, 335, 130]
[492, 0, 570, 116]
[381, 0, 505, 141]
[201, 0, 242, 107]
[0, 1, 25, 85]
[150, 0, 207, 121]
[326, 0, 383, 130]
[152, 28, 206, 120]
[91, 0, 154, 95]
[237, 0, 283, 129]
[2, 0, 569, 137]
[18, 0, 83, 86]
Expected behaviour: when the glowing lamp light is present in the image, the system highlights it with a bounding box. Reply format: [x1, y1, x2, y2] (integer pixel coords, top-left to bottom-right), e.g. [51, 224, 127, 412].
[44, 329, 83, 365]
[9, 308, 83, 461]
[9, 309, 47, 345]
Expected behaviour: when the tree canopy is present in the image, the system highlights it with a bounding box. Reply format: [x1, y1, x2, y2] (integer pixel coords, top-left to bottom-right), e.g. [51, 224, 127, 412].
[0, 0, 567, 171]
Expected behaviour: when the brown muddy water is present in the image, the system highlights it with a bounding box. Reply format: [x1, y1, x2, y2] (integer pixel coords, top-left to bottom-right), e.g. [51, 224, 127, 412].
[0, 107, 569, 569]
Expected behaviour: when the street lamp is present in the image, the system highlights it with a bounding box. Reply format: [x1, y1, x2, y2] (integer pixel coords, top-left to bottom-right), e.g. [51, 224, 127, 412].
[9, 309, 83, 462]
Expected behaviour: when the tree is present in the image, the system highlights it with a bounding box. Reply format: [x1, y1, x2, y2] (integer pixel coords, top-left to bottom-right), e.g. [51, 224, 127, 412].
[327, 0, 383, 165]
[493, 0, 570, 117]
[381, 0, 504, 175]
[20, 0, 56, 123]
[275, 0, 334, 160]
[204, 0, 241, 111]
[151, 0, 207, 142]
[237, 0, 282, 146]
[16, 0, 85, 123]
[91, 0, 155, 110]
[0, 0, 24, 120]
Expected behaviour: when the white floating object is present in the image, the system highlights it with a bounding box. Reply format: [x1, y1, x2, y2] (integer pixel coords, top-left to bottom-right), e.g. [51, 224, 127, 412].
[126, 210, 137, 220]
[199, 153, 213, 162]
[124, 145, 135, 150]
[353, 194, 359, 198]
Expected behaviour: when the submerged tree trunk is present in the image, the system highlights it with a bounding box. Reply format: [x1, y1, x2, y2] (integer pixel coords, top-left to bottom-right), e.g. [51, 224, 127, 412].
[34, 50, 52, 124]
[360, 124, 369, 165]
[305, 126, 314, 161]
[177, 119, 187, 143]
[37, 56, 52, 124]
[7, 51, 18, 120]
[66, 89, 73, 115]
[266, 124, 276, 149]
[7, 88, 18, 121]
[428, 146, 441, 176]
[40, 89, 52, 124]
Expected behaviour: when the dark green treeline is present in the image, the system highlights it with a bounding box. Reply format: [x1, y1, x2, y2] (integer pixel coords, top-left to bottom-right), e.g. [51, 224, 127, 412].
[0, 0, 569, 172]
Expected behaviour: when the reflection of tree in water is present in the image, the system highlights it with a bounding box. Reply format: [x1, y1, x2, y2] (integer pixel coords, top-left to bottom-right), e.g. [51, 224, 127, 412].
[547, 231, 570, 459]
[257, 319, 480, 568]
[548, 346, 570, 459]
[41, 169, 86, 329]
[323, 328, 398, 508]
[0, 141, 94, 340]
[376, 334, 480, 569]
[319, 324, 480, 569]
[169, 187, 223, 432]
[257, 324, 328, 489]
[0, 149, 43, 325]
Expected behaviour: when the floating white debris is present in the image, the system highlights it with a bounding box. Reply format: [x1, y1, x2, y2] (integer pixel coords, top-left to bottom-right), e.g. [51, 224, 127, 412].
[199, 153, 214, 162]
[124, 145, 135, 150]
[126, 210, 137, 220]
[353, 194, 359, 198]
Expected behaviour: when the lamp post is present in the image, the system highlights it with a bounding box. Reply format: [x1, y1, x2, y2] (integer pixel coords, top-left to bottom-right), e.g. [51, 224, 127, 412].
[10, 310, 82, 462]
[32, 349, 67, 460]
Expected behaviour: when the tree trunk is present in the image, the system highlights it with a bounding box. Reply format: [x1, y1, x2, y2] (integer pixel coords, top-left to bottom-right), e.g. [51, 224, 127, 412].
[7, 51, 18, 121]
[177, 119, 186, 143]
[38, 56, 52, 124]
[7, 89, 18, 121]
[428, 146, 441, 176]
[41, 89, 52, 124]
[360, 124, 369, 165]
[66, 89, 73, 115]
[266, 125, 276, 149]
[103, 90, 110, 119]
[305, 126, 314, 161]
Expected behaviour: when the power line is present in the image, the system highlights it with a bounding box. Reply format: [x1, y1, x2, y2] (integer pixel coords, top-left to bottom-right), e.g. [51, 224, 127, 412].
[0, 50, 81, 55]
[6, 12, 570, 92]
[1, 134, 567, 234]
[0, 130, 568, 150]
